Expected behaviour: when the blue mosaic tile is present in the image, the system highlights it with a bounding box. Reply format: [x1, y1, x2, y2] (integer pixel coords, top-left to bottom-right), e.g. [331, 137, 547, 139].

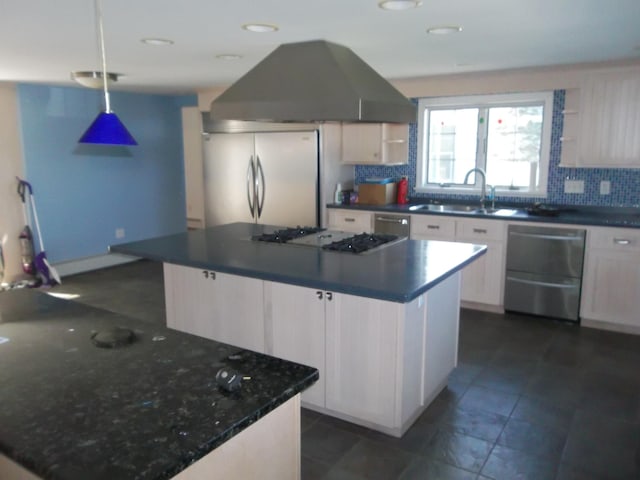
[355, 91, 640, 207]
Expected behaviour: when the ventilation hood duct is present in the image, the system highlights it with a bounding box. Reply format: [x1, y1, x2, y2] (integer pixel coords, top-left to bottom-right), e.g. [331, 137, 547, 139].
[210, 40, 416, 123]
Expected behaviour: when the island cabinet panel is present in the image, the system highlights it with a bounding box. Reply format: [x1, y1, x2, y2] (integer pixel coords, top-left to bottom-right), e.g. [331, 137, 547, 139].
[325, 293, 426, 433]
[580, 227, 640, 334]
[163, 263, 265, 352]
[265, 282, 326, 407]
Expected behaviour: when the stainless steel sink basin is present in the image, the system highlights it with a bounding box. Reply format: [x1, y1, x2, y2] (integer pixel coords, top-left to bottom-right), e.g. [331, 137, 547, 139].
[409, 204, 519, 216]
[410, 204, 478, 213]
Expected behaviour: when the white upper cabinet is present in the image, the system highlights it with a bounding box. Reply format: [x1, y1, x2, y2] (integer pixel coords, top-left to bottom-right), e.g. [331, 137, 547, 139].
[561, 67, 640, 168]
[341, 123, 409, 165]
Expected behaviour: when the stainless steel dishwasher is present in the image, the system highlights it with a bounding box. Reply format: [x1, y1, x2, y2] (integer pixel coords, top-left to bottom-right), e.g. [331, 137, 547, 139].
[504, 224, 586, 322]
[373, 213, 411, 237]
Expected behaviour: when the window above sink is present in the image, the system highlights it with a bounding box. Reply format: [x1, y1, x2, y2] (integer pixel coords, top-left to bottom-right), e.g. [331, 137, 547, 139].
[415, 91, 554, 198]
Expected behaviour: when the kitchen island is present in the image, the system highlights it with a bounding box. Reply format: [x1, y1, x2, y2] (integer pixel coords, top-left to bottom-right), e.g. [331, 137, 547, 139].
[111, 222, 486, 437]
[0, 289, 318, 480]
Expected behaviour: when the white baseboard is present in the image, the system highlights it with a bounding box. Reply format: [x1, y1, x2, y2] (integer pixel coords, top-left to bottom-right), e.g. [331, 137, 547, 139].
[53, 253, 140, 278]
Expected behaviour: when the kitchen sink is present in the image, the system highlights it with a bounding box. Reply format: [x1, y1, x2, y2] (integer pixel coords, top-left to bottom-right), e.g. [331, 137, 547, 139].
[410, 204, 478, 213]
[409, 204, 519, 216]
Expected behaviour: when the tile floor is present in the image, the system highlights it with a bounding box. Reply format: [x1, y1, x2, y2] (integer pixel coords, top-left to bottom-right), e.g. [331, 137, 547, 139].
[57, 260, 640, 480]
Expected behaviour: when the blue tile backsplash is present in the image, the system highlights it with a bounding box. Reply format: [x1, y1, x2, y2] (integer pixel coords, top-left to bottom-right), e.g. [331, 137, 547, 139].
[355, 91, 640, 207]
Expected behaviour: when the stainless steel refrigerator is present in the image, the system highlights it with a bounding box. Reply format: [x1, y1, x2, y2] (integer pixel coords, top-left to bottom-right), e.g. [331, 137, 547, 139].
[202, 130, 319, 227]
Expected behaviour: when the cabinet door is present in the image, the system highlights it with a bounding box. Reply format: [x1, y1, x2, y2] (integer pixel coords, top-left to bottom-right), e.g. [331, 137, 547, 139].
[327, 209, 373, 232]
[164, 263, 265, 352]
[267, 282, 326, 407]
[456, 218, 506, 306]
[341, 123, 382, 164]
[579, 227, 640, 330]
[182, 107, 205, 229]
[325, 293, 399, 427]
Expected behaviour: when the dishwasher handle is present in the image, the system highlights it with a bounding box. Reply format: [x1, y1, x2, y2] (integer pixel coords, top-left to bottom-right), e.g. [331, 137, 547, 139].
[509, 231, 584, 242]
[375, 216, 409, 225]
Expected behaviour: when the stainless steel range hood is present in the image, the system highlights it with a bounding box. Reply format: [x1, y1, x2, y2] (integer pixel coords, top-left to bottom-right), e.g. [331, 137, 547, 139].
[210, 40, 416, 124]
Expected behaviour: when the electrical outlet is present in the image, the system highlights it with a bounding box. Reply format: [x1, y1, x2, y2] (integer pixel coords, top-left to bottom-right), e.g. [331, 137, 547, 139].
[600, 180, 611, 195]
[564, 179, 584, 194]
[115, 228, 125, 239]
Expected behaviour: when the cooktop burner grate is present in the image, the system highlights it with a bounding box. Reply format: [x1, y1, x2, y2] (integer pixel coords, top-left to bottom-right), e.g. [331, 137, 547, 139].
[322, 233, 399, 254]
[253, 226, 324, 243]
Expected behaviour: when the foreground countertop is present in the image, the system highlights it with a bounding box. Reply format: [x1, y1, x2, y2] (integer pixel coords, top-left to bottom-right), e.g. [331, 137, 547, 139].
[328, 202, 640, 229]
[110, 222, 486, 303]
[0, 289, 318, 480]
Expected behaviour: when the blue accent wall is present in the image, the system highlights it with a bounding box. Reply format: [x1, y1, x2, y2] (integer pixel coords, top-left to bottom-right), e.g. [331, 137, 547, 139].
[356, 92, 640, 207]
[17, 84, 197, 263]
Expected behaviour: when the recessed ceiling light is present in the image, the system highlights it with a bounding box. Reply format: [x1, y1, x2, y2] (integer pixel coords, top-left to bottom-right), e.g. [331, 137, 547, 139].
[426, 25, 463, 35]
[216, 54, 243, 61]
[242, 23, 279, 33]
[378, 0, 422, 10]
[141, 38, 174, 46]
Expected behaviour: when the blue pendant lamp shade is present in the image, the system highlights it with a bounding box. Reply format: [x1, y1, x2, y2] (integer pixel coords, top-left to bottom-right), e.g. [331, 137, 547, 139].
[78, 0, 137, 146]
[79, 111, 137, 145]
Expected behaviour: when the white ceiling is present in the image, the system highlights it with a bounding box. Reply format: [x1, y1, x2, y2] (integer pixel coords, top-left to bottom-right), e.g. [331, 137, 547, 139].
[1, 0, 640, 94]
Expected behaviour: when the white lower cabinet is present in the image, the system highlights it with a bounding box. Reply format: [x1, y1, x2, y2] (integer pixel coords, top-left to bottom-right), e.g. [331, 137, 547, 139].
[411, 214, 506, 308]
[580, 227, 640, 333]
[163, 263, 265, 352]
[266, 282, 326, 407]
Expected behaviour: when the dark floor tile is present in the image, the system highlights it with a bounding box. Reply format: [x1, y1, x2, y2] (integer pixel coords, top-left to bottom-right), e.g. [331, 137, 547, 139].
[439, 405, 509, 443]
[302, 422, 360, 465]
[497, 417, 568, 460]
[555, 462, 611, 480]
[420, 429, 494, 473]
[458, 385, 519, 417]
[414, 394, 453, 425]
[472, 364, 534, 394]
[362, 416, 438, 454]
[302, 408, 322, 432]
[481, 445, 558, 480]
[523, 365, 583, 409]
[457, 343, 497, 366]
[334, 439, 415, 480]
[399, 457, 476, 480]
[444, 379, 470, 404]
[578, 370, 640, 422]
[449, 362, 484, 384]
[510, 396, 575, 431]
[302, 456, 333, 480]
[561, 410, 640, 479]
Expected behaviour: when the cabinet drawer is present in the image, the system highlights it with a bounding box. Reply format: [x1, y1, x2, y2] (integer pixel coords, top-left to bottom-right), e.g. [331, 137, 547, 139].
[587, 227, 640, 252]
[456, 218, 505, 241]
[328, 210, 373, 232]
[410, 215, 455, 240]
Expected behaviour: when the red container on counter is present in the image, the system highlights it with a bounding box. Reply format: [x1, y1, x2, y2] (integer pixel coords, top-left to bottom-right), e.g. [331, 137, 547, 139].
[396, 177, 408, 204]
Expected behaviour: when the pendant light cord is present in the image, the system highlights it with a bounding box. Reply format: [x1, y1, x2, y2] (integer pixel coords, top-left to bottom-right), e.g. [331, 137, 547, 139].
[95, 0, 111, 113]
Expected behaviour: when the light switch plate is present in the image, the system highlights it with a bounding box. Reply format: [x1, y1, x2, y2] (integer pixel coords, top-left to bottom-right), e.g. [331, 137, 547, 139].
[600, 180, 611, 195]
[564, 179, 585, 194]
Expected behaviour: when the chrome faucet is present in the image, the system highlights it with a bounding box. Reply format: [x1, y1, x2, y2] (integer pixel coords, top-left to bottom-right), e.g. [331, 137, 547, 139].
[463, 167, 487, 210]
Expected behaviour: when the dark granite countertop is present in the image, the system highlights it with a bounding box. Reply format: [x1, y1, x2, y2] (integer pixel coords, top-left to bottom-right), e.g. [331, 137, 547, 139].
[0, 289, 318, 480]
[328, 203, 640, 228]
[110, 222, 486, 303]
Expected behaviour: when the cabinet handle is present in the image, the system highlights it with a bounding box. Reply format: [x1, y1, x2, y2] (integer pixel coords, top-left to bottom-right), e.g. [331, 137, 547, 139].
[202, 270, 216, 280]
[316, 291, 323, 300]
[613, 238, 631, 245]
[344, 218, 356, 222]
[326, 292, 333, 301]
[427, 225, 440, 230]
[473, 228, 488, 234]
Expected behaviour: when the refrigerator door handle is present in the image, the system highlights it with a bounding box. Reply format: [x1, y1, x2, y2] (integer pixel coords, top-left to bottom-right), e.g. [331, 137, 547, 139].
[246, 156, 256, 218]
[256, 155, 265, 219]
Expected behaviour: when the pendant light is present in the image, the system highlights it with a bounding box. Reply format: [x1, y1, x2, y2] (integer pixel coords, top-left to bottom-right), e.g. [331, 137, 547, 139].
[79, 0, 137, 145]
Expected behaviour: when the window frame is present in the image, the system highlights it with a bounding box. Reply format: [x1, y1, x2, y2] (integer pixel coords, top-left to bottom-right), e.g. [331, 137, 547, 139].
[415, 91, 554, 198]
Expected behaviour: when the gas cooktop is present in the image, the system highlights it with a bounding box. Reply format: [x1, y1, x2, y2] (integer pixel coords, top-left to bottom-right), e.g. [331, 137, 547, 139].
[253, 227, 403, 254]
